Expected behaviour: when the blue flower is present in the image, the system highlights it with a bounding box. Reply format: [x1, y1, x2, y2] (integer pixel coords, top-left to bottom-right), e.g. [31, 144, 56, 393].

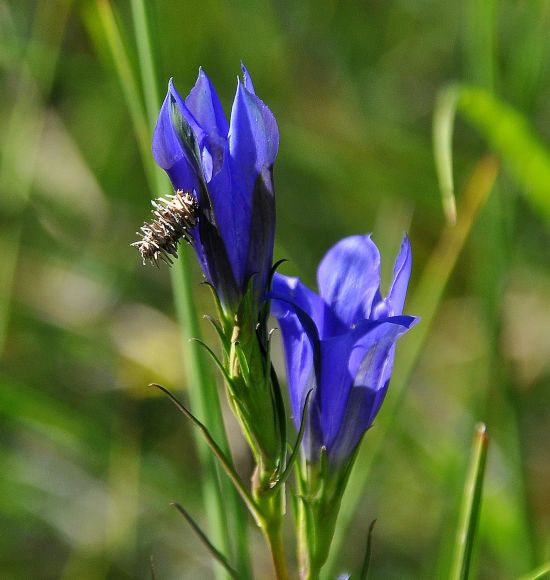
[272, 234, 418, 464]
[152, 65, 278, 314]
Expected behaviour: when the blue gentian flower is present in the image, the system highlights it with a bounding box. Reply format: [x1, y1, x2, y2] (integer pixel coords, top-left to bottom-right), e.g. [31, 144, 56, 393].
[152, 65, 278, 315]
[272, 234, 418, 464]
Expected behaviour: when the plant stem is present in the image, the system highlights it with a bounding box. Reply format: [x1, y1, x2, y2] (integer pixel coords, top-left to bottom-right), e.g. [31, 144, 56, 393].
[254, 475, 288, 580]
[263, 517, 288, 580]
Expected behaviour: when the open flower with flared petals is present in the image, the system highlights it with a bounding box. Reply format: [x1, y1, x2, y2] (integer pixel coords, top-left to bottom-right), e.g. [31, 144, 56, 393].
[152, 65, 278, 317]
[272, 234, 418, 465]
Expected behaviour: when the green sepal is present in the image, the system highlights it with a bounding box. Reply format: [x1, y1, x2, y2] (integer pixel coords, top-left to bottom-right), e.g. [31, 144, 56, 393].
[149, 383, 263, 524]
[223, 273, 287, 476]
[190, 337, 234, 386]
[256, 258, 287, 342]
[263, 328, 287, 479]
[270, 389, 313, 493]
[203, 281, 232, 333]
[295, 443, 364, 579]
[203, 314, 231, 355]
[171, 502, 240, 579]
[232, 340, 252, 385]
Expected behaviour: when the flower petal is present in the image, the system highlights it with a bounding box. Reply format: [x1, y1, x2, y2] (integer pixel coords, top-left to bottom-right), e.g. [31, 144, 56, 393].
[240, 62, 256, 94]
[271, 293, 325, 459]
[317, 235, 381, 327]
[371, 234, 413, 319]
[245, 171, 275, 302]
[186, 68, 229, 138]
[317, 330, 357, 450]
[273, 304, 317, 427]
[206, 79, 279, 288]
[386, 234, 412, 316]
[328, 315, 418, 461]
[185, 68, 228, 179]
[229, 78, 279, 182]
[152, 87, 197, 192]
[272, 273, 342, 339]
[205, 146, 248, 288]
[152, 80, 207, 190]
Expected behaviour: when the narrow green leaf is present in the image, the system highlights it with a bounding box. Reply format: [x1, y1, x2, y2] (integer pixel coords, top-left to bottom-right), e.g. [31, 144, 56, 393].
[203, 314, 231, 354]
[190, 338, 233, 385]
[457, 85, 550, 226]
[270, 389, 313, 493]
[94, 0, 155, 191]
[171, 502, 240, 579]
[129, 0, 160, 125]
[203, 281, 231, 334]
[149, 383, 262, 524]
[435, 83, 550, 230]
[433, 86, 459, 224]
[450, 423, 490, 580]
[359, 519, 377, 580]
[463, 0, 497, 91]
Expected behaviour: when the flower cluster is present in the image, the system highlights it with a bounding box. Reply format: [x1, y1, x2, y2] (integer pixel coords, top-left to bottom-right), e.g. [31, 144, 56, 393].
[138, 65, 418, 579]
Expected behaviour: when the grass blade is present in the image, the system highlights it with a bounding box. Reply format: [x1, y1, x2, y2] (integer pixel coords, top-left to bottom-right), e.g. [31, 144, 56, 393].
[518, 563, 550, 580]
[93, 0, 155, 191]
[433, 86, 459, 224]
[454, 85, 550, 230]
[450, 423, 489, 580]
[359, 519, 377, 580]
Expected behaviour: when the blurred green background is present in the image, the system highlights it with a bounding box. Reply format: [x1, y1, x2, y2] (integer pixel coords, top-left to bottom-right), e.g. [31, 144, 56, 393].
[2, 0, 550, 578]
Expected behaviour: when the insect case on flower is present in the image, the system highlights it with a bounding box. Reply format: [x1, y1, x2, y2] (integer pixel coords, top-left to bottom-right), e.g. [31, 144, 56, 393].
[132, 190, 198, 266]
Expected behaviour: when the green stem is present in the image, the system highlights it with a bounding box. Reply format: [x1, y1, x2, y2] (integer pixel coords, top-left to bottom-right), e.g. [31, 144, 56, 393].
[94, 2, 250, 577]
[297, 498, 316, 580]
[295, 455, 349, 580]
[257, 490, 288, 580]
[264, 519, 288, 580]
[94, 0, 156, 191]
[252, 463, 289, 580]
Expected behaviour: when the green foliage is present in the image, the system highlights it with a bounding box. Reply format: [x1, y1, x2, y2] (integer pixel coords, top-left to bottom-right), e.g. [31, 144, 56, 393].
[2, 0, 550, 578]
